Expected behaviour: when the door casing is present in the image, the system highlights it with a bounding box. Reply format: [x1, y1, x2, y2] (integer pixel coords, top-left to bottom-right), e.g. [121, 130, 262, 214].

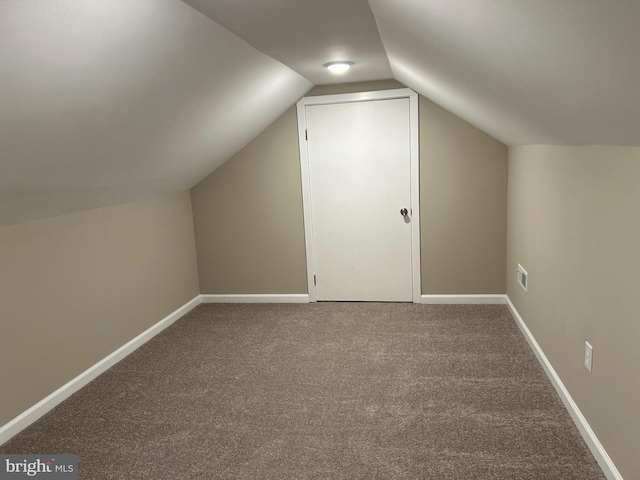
[296, 88, 421, 302]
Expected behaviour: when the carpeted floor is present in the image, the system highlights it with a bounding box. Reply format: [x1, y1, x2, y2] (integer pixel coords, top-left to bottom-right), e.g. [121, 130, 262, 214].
[1, 303, 606, 479]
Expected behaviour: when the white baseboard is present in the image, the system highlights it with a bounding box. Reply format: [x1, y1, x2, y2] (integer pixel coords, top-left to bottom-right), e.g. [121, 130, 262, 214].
[505, 296, 622, 480]
[420, 294, 507, 304]
[201, 294, 310, 303]
[0, 295, 202, 447]
[2, 292, 622, 480]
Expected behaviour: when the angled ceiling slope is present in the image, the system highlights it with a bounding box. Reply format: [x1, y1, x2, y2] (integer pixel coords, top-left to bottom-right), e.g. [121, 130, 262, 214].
[369, 0, 640, 146]
[5, 0, 640, 227]
[182, 0, 392, 84]
[0, 0, 311, 226]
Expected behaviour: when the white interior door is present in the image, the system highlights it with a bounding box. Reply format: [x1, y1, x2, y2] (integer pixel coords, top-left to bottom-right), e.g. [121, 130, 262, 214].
[305, 98, 413, 301]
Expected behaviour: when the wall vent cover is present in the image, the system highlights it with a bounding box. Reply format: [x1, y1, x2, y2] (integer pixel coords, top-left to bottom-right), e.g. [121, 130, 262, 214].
[517, 264, 528, 292]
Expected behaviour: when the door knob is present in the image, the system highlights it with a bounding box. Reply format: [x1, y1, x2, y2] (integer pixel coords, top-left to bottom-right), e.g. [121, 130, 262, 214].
[400, 208, 408, 216]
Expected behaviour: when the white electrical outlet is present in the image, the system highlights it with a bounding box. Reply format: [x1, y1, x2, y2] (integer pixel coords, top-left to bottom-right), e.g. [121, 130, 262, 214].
[584, 341, 593, 373]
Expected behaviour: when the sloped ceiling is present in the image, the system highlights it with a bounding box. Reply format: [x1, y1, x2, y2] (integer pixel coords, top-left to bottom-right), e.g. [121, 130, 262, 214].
[368, 0, 640, 146]
[181, 0, 392, 84]
[3, 0, 640, 225]
[0, 0, 311, 226]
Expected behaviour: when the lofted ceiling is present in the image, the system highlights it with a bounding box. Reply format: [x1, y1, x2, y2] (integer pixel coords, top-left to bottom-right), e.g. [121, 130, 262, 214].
[369, 0, 640, 146]
[182, 0, 392, 84]
[0, 0, 311, 226]
[2, 0, 640, 226]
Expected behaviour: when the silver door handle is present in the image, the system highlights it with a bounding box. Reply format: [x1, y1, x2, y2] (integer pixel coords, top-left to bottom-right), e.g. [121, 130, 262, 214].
[400, 208, 408, 216]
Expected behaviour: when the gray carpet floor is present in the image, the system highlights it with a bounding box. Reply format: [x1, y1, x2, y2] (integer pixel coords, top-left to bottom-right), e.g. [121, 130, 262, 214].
[1, 303, 606, 479]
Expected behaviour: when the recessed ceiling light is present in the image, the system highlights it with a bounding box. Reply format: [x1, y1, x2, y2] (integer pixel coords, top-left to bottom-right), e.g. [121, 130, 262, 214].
[325, 61, 353, 75]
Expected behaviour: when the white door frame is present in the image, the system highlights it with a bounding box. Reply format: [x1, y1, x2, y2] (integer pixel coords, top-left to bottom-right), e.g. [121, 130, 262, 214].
[296, 88, 421, 303]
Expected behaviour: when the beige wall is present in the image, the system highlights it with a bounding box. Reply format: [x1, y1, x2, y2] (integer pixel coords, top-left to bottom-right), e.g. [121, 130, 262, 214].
[420, 96, 507, 294]
[0, 192, 200, 427]
[191, 107, 308, 294]
[507, 146, 640, 479]
[306, 79, 405, 96]
[192, 80, 508, 295]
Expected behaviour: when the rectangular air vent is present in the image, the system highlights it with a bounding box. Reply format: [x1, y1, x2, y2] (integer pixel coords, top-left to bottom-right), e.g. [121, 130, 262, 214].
[516, 264, 528, 292]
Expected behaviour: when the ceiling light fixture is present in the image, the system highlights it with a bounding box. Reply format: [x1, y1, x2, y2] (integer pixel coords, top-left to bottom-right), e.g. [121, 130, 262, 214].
[325, 61, 353, 75]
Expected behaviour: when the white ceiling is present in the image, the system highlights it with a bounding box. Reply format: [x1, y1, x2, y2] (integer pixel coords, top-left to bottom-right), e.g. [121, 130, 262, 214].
[0, 0, 311, 225]
[368, 0, 640, 146]
[3, 0, 640, 225]
[182, 0, 392, 84]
